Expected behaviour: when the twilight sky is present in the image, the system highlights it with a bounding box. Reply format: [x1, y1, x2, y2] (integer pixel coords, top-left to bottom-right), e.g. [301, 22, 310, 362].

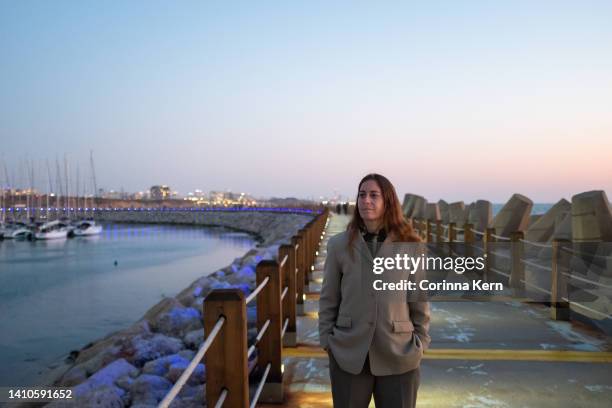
[1, 1, 611, 202]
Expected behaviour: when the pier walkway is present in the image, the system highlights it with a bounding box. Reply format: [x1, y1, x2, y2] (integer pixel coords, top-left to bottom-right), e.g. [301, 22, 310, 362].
[262, 214, 612, 408]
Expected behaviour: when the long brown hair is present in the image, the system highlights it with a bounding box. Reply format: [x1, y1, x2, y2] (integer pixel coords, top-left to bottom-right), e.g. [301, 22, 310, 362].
[347, 173, 421, 249]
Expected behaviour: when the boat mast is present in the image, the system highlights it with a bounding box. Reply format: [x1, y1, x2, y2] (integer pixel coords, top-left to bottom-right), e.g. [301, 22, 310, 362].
[90, 150, 98, 218]
[55, 158, 62, 219]
[64, 155, 69, 220]
[0, 159, 4, 223]
[76, 163, 80, 220]
[28, 159, 35, 222]
[46, 159, 53, 220]
[4, 161, 12, 221]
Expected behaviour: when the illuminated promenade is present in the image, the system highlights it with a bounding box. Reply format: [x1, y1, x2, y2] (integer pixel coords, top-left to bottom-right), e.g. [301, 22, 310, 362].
[262, 214, 612, 408]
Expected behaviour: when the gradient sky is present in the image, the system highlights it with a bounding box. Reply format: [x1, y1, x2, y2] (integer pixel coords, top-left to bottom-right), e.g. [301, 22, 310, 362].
[1, 1, 611, 203]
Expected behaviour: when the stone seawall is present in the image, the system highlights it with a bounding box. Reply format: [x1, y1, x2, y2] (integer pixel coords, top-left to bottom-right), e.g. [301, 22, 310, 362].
[49, 210, 315, 407]
[95, 209, 314, 246]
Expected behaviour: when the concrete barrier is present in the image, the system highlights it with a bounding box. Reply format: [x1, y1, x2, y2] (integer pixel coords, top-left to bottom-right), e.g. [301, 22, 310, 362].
[467, 199, 493, 233]
[492, 194, 533, 237]
[526, 199, 571, 242]
[571, 190, 612, 242]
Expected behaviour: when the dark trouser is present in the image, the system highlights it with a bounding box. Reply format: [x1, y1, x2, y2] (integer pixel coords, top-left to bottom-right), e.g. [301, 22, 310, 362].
[328, 351, 420, 408]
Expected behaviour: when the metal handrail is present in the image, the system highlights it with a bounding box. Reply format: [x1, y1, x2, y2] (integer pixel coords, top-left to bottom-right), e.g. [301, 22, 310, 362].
[521, 259, 552, 272]
[281, 317, 290, 339]
[562, 272, 612, 289]
[213, 389, 228, 408]
[560, 246, 612, 260]
[279, 254, 289, 268]
[491, 233, 511, 241]
[158, 316, 226, 408]
[519, 239, 552, 249]
[561, 297, 611, 319]
[281, 286, 289, 301]
[489, 250, 511, 260]
[489, 267, 510, 278]
[520, 279, 552, 295]
[249, 363, 272, 408]
[247, 319, 271, 359]
[246, 276, 270, 305]
[473, 229, 485, 237]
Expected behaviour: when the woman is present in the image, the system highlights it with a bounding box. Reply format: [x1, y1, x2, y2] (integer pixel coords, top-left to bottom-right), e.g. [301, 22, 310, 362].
[319, 173, 430, 408]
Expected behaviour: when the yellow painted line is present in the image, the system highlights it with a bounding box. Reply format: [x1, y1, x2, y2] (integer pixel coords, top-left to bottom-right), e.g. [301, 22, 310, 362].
[257, 391, 333, 407]
[284, 346, 612, 363]
[285, 346, 327, 358]
[424, 349, 612, 363]
[304, 293, 528, 302]
[430, 296, 532, 302]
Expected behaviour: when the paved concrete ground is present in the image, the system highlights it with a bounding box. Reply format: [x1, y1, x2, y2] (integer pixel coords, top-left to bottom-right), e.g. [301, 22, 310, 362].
[262, 214, 612, 408]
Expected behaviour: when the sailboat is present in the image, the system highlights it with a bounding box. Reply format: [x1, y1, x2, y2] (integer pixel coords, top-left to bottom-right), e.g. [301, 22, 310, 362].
[2, 221, 34, 240]
[35, 219, 69, 240]
[72, 219, 102, 236]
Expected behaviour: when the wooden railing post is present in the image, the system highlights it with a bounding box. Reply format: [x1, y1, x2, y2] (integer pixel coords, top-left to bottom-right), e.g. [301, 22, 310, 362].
[419, 219, 426, 240]
[304, 220, 313, 286]
[294, 231, 306, 315]
[484, 228, 496, 283]
[279, 244, 297, 347]
[435, 220, 442, 245]
[256, 260, 284, 403]
[551, 239, 570, 320]
[464, 223, 474, 258]
[425, 219, 432, 243]
[204, 289, 249, 408]
[448, 222, 456, 256]
[510, 231, 525, 293]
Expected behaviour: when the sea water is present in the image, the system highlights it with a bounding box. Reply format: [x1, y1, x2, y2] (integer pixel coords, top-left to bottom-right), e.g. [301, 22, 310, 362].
[0, 223, 255, 386]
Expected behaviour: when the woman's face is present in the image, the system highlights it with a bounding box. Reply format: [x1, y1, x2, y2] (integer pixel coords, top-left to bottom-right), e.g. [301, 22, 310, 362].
[358, 180, 385, 223]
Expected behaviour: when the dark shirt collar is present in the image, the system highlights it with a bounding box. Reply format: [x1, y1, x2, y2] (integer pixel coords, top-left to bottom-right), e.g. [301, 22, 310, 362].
[361, 226, 387, 243]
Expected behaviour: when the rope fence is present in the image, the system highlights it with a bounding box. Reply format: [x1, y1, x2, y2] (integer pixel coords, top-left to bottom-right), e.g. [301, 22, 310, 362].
[409, 215, 611, 325]
[156, 208, 329, 408]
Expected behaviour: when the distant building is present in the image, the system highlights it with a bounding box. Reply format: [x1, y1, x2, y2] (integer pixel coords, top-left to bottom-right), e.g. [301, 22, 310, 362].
[150, 185, 171, 200]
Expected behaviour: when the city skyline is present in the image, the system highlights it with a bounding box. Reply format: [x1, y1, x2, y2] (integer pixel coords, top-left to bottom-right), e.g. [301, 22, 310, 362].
[1, 1, 611, 202]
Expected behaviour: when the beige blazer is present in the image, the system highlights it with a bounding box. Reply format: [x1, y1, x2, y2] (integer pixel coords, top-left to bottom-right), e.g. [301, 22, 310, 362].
[319, 230, 431, 376]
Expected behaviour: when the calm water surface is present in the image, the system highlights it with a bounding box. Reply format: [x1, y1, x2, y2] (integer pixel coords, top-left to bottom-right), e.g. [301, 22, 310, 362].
[0, 223, 255, 386]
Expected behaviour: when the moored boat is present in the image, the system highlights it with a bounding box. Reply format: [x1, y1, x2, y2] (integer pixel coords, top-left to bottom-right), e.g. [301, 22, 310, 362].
[35, 220, 69, 240]
[72, 219, 103, 236]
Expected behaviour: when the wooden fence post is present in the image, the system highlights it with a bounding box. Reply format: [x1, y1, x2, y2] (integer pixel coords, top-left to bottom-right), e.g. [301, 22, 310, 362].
[425, 220, 432, 243]
[294, 233, 306, 316]
[256, 260, 284, 403]
[464, 223, 474, 258]
[204, 289, 249, 408]
[551, 239, 571, 320]
[279, 244, 297, 347]
[448, 222, 456, 256]
[484, 228, 496, 283]
[435, 220, 442, 245]
[304, 220, 313, 286]
[510, 231, 525, 293]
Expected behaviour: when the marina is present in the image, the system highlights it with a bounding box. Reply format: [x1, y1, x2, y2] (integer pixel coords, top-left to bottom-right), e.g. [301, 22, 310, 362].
[0, 223, 254, 387]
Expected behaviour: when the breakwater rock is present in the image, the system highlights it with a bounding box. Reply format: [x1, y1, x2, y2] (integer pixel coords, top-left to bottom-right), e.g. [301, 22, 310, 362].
[95, 209, 315, 246]
[49, 210, 315, 407]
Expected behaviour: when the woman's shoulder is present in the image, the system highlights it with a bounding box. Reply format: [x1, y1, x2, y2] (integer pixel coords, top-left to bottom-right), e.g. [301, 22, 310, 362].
[327, 230, 350, 249]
